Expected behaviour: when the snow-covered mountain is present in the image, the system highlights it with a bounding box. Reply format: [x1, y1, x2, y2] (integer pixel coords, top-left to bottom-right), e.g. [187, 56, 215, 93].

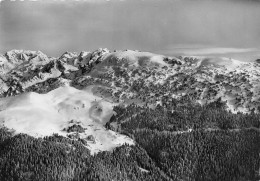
[0, 48, 260, 153]
[0, 85, 133, 154]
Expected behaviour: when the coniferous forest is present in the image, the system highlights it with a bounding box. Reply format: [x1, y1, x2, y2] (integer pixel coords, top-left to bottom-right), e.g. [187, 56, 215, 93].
[0, 98, 259, 181]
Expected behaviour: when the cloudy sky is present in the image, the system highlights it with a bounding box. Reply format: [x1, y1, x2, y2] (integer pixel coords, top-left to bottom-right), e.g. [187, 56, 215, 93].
[0, 0, 260, 58]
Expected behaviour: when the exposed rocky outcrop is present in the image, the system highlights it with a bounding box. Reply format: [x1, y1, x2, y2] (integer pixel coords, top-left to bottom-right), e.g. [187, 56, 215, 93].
[1, 48, 260, 113]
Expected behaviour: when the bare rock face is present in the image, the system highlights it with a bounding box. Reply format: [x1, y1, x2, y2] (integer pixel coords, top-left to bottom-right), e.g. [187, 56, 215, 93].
[0, 48, 111, 97]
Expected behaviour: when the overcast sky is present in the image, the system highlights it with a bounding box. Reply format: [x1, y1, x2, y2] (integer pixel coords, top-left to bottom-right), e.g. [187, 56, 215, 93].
[1, 0, 260, 57]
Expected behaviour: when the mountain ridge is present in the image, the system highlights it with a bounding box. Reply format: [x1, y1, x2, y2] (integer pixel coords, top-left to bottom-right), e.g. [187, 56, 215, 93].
[1, 48, 260, 114]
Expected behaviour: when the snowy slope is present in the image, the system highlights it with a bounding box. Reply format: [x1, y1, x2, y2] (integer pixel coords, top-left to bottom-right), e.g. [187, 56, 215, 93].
[0, 85, 134, 154]
[101, 50, 170, 68]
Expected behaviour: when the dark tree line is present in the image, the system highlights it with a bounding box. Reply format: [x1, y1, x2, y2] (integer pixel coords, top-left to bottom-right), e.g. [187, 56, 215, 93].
[0, 98, 259, 180]
[0, 129, 169, 181]
[106, 99, 260, 181]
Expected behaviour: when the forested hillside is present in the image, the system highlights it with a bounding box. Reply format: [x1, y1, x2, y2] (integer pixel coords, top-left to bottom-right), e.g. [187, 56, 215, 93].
[0, 98, 259, 181]
[106, 98, 260, 181]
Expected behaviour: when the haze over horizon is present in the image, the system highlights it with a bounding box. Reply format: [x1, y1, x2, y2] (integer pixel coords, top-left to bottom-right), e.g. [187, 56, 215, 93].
[1, 0, 260, 60]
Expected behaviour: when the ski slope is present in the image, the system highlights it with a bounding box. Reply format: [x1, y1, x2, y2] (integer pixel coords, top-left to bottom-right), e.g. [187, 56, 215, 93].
[0, 85, 134, 154]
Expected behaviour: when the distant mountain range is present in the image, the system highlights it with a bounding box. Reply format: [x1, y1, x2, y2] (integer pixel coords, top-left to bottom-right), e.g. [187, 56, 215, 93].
[1, 48, 260, 112]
